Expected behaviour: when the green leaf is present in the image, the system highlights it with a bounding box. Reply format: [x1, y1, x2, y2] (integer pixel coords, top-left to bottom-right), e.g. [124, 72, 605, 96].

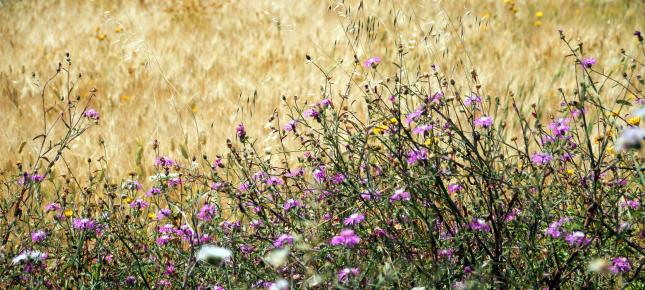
[616, 99, 632, 106]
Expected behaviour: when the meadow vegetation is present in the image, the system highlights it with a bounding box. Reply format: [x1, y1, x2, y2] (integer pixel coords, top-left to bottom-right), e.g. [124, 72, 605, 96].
[0, 0, 643, 288]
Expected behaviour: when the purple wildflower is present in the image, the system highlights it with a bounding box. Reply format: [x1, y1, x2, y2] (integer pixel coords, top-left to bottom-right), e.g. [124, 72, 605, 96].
[389, 188, 411, 202]
[565, 231, 590, 247]
[283, 199, 302, 211]
[313, 166, 326, 183]
[330, 229, 361, 247]
[580, 57, 596, 68]
[129, 199, 149, 210]
[363, 56, 381, 68]
[157, 208, 171, 220]
[338, 267, 360, 283]
[344, 213, 365, 226]
[609, 257, 631, 274]
[146, 187, 162, 197]
[236, 123, 246, 140]
[44, 203, 61, 212]
[406, 107, 424, 124]
[83, 108, 100, 120]
[125, 276, 137, 286]
[303, 108, 320, 119]
[620, 199, 640, 209]
[155, 157, 175, 167]
[72, 218, 97, 231]
[549, 118, 571, 137]
[197, 204, 218, 221]
[447, 183, 462, 194]
[407, 148, 428, 165]
[284, 120, 297, 132]
[429, 91, 443, 103]
[319, 98, 333, 107]
[464, 94, 481, 106]
[31, 230, 47, 243]
[469, 218, 491, 232]
[474, 116, 493, 128]
[531, 152, 553, 165]
[273, 234, 294, 248]
[413, 124, 433, 134]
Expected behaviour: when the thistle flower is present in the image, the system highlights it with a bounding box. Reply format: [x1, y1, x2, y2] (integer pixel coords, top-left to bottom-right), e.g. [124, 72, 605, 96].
[469, 218, 490, 232]
[565, 231, 590, 246]
[283, 199, 302, 211]
[474, 116, 493, 128]
[549, 118, 571, 137]
[343, 213, 365, 226]
[197, 203, 218, 221]
[284, 120, 297, 132]
[236, 123, 246, 140]
[389, 188, 411, 202]
[447, 183, 462, 194]
[406, 107, 424, 124]
[580, 57, 596, 68]
[44, 203, 61, 212]
[406, 148, 428, 165]
[531, 152, 553, 165]
[31, 230, 47, 243]
[157, 208, 171, 220]
[313, 166, 326, 183]
[72, 218, 97, 231]
[609, 257, 631, 274]
[146, 187, 162, 197]
[129, 199, 149, 210]
[464, 94, 481, 106]
[330, 229, 361, 247]
[303, 108, 320, 119]
[156, 235, 172, 246]
[154, 156, 175, 167]
[273, 234, 294, 248]
[196, 245, 232, 266]
[338, 267, 360, 283]
[363, 56, 381, 68]
[124, 276, 137, 286]
[413, 124, 433, 135]
[83, 108, 99, 120]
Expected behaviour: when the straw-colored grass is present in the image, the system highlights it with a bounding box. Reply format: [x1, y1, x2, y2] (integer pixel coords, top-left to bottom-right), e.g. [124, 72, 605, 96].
[0, 0, 641, 176]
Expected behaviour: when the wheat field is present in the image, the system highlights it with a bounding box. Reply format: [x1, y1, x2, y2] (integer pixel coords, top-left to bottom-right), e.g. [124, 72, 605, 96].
[0, 0, 641, 176]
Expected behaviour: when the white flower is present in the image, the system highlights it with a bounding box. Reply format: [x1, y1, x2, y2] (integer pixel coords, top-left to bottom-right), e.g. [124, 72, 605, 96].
[588, 258, 608, 273]
[148, 173, 180, 181]
[12, 250, 46, 264]
[264, 247, 289, 268]
[196, 245, 232, 266]
[268, 279, 289, 290]
[615, 127, 645, 152]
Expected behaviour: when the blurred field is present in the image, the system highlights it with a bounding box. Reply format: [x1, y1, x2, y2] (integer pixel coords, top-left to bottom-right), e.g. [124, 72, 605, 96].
[0, 0, 641, 176]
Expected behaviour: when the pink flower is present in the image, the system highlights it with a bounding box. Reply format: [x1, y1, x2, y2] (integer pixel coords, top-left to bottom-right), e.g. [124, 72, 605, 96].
[273, 234, 294, 248]
[464, 95, 481, 106]
[31, 230, 47, 243]
[343, 213, 365, 226]
[565, 231, 590, 247]
[338, 267, 360, 283]
[330, 229, 361, 247]
[447, 183, 462, 194]
[474, 116, 493, 128]
[236, 123, 246, 140]
[197, 204, 218, 221]
[580, 57, 596, 68]
[303, 108, 320, 119]
[531, 153, 553, 165]
[363, 56, 381, 68]
[609, 257, 631, 274]
[154, 157, 175, 167]
[129, 199, 149, 210]
[83, 108, 99, 120]
[72, 218, 97, 231]
[283, 199, 302, 211]
[389, 188, 411, 202]
[44, 203, 61, 212]
[469, 218, 490, 232]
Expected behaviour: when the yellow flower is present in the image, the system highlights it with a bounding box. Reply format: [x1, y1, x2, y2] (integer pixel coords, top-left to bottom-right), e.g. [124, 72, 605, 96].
[64, 209, 73, 217]
[115, 26, 124, 33]
[372, 124, 389, 135]
[482, 12, 491, 20]
[611, 111, 619, 117]
[535, 11, 544, 18]
[627, 116, 640, 126]
[533, 20, 542, 27]
[606, 146, 615, 155]
[123, 197, 133, 204]
[594, 135, 604, 144]
[566, 169, 575, 175]
[96, 33, 106, 41]
[120, 95, 131, 102]
[148, 213, 157, 219]
[389, 118, 398, 125]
